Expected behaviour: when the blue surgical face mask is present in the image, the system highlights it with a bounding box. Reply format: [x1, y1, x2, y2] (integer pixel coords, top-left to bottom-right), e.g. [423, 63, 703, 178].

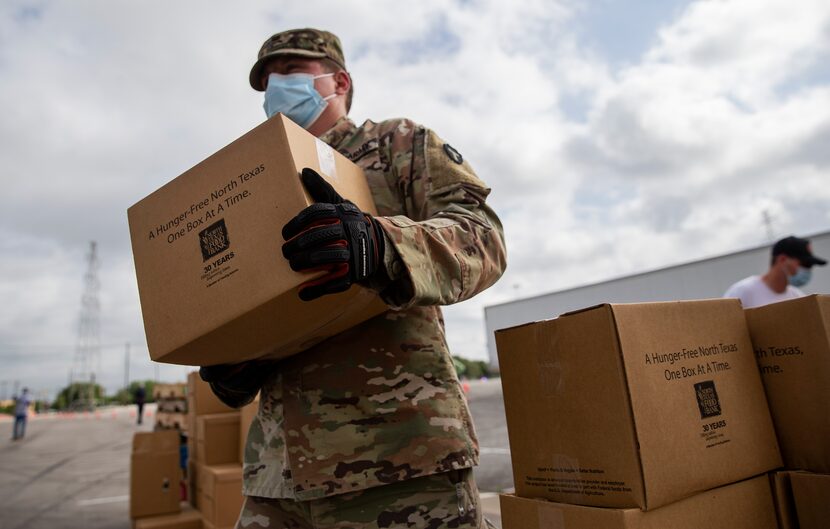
[263, 72, 336, 128]
[788, 266, 812, 287]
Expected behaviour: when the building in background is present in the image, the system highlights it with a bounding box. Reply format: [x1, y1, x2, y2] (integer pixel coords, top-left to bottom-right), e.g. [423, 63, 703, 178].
[484, 230, 830, 370]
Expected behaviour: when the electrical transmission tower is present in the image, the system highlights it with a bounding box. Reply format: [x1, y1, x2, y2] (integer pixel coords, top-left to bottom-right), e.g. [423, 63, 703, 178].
[70, 241, 101, 410]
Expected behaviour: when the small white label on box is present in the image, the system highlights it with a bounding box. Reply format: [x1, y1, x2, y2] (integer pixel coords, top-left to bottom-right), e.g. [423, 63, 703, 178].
[316, 138, 338, 180]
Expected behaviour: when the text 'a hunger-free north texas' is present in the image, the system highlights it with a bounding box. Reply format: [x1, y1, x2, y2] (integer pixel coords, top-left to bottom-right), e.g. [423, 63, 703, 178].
[147, 164, 266, 244]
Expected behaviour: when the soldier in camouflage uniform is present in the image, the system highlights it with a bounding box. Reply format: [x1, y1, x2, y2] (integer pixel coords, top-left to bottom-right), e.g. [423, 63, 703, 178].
[202, 28, 507, 529]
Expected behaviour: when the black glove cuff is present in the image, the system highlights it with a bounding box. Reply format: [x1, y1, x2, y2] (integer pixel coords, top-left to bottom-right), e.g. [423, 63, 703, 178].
[369, 215, 386, 276]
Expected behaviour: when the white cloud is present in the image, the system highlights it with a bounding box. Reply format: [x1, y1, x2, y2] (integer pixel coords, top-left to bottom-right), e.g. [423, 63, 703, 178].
[1, 0, 829, 397]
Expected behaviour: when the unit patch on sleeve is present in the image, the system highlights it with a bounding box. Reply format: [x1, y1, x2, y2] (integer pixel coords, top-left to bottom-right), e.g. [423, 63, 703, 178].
[443, 143, 463, 164]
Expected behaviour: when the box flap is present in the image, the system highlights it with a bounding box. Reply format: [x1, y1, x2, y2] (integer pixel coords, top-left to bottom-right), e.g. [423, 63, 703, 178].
[559, 302, 613, 318]
[133, 430, 180, 453]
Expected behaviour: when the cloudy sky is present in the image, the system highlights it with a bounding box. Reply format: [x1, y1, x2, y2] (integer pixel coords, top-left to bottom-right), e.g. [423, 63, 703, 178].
[1, 0, 829, 399]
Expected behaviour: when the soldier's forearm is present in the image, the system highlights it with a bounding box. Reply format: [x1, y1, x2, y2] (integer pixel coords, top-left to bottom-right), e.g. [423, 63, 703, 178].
[373, 196, 506, 308]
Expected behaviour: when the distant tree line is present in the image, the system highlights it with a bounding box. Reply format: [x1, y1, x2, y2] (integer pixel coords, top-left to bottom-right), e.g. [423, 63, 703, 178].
[452, 356, 497, 380]
[4, 361, 495, 414]
[49, 380, 158, 410]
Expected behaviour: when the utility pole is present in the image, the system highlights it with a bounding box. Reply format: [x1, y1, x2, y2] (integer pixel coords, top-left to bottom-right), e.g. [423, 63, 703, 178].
[71, 241, 101, 410]
[762, 210, 775, 242]
[124, 342, 131, 390]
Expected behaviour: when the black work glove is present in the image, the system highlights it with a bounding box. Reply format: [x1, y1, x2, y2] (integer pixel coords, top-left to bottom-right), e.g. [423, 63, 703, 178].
[281, 167, 385, 301]
[199, 363, 253, 384]
[199, 361, 272, 408]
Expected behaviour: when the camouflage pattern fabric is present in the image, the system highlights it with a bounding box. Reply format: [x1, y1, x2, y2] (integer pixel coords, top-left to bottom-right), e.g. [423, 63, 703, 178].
[250, 28, 346, 91]
[236, 468, 482, 529]
[239, 117, 507, 501]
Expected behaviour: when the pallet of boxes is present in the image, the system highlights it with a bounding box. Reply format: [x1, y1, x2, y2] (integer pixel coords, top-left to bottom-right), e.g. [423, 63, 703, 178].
[495, 298, 791, 529]
[154, 383, 188, 432]
[187, 371, 259, 529]
[126, 113, 385, 529]
[129, 374, 258, 529]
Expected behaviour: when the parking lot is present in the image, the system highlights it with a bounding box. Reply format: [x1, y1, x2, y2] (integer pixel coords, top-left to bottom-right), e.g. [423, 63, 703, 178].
[0, 379, 511, 528]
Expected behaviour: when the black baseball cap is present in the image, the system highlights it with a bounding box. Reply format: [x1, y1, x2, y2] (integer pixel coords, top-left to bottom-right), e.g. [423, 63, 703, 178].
[772, 236, 827, 267]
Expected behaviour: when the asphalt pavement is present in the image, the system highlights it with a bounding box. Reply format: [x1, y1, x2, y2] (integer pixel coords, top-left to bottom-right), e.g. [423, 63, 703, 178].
[0, 379, 513, 529]
[0, 404, 154, 529]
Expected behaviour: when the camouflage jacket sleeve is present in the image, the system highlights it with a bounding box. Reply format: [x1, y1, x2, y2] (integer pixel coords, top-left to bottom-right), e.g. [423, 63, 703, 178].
[372, 125, 507, 308]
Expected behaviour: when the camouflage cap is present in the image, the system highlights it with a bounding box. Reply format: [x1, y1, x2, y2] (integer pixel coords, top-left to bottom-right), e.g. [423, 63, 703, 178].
[249, 28, 346, 91]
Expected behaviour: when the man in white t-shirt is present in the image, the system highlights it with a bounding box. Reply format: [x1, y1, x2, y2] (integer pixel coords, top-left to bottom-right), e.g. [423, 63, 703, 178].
[724, 235, 827, 308]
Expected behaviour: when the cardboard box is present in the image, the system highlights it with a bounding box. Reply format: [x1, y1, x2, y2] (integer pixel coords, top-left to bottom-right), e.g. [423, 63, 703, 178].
[158, 398, 188, 413]
[187, 429, 196, 467]
[157, 412, 188, 431]
[196, 413, 240, 465]
[201, 522, 232, 529]
[790, 471, 830, 529]
[197, 464, 243, 528]
[130, 431, 182, 519]
[129, 114, 386, 366]
[745, 295, 830, 473]
[188, 372, 234, 416]
[239, 396, 259, 463]
[132, 506, 202, 529]
[495, 299, 782, 510]
[187, 458, 198, 509]
[769, 471, 798, 529]
[154, 383, 187, 400]
[499, 475, 778, 529]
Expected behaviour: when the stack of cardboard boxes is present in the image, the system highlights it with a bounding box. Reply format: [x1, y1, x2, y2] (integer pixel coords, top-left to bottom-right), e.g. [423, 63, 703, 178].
[745, 295, 830, 529]
[130, 429, 200, 529]
[495, 298, 784, 528]
[154, 383, 188, 432]
[187, 371, 259, 529]
[129, 372, 258, 529]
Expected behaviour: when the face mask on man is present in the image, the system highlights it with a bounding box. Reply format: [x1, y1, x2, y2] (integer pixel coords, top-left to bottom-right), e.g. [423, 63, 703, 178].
[788, 265, 812, 287]
[263, 72, 336, 128]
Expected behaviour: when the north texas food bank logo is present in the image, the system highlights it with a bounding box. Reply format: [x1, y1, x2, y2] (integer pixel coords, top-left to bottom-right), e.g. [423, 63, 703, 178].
[694, 380, 722, 419]
[199, 219, 230, 261]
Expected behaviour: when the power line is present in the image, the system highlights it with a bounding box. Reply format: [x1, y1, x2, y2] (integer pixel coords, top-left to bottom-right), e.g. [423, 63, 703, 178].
[124, 342, 130, 389]
[762, 210, 775, 242]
